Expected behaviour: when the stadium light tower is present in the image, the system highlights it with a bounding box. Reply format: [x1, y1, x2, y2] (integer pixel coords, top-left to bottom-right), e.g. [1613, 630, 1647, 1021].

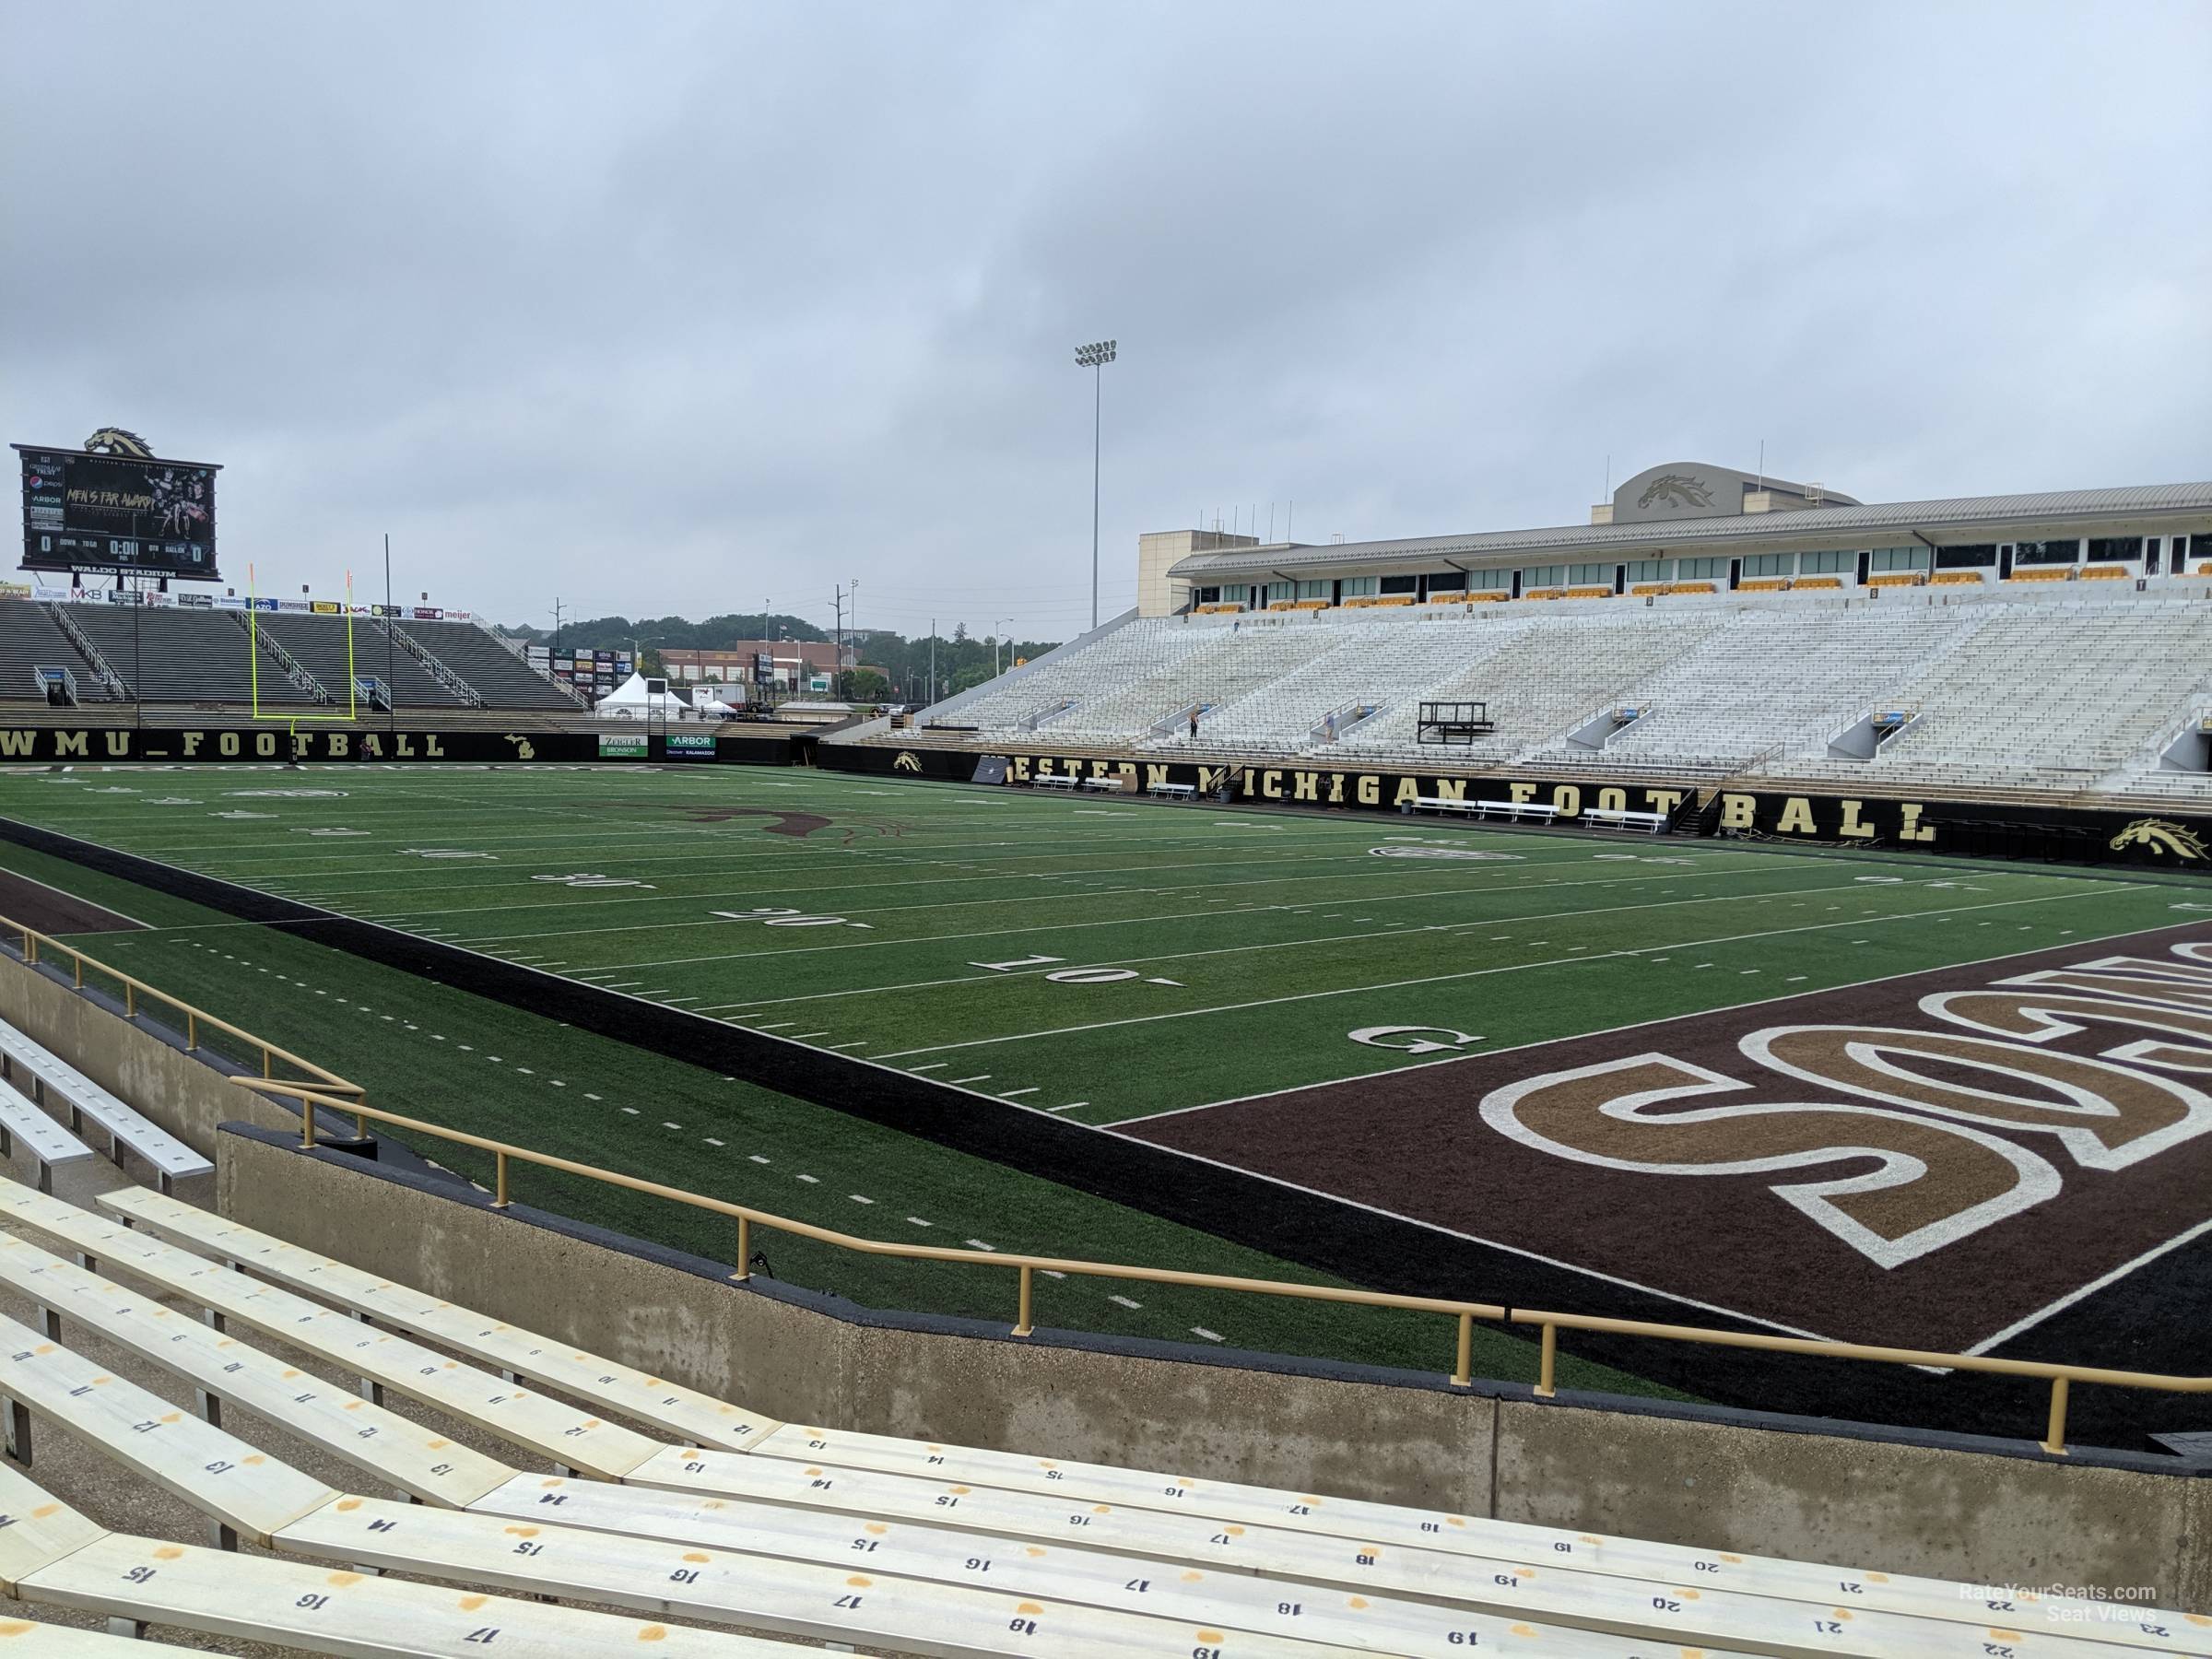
[993, 616, 1012, 677]
[1074, 338, 1116, 630]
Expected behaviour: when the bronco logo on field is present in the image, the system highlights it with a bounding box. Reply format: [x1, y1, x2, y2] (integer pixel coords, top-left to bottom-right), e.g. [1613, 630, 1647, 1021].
[2111, 818, 2206, 860]
[1636, 472, 1714, 511]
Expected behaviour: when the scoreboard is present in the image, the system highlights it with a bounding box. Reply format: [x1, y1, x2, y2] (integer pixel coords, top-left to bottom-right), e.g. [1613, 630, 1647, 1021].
[17, 442, 221, 580]
[526, 643, 633, 700]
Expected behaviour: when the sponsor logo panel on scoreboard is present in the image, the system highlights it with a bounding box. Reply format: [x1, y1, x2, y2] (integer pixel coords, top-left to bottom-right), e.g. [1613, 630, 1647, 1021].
[16, 440, 221, 580]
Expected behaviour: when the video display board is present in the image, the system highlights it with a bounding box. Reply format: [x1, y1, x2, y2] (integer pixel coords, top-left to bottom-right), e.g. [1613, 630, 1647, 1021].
[17, 443, 221, 579]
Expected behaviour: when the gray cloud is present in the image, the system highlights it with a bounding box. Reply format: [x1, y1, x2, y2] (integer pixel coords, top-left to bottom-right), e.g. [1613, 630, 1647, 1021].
[5, 0, 2206, 640]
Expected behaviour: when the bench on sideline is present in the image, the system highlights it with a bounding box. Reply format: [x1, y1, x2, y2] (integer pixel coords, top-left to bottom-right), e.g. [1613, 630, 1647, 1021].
[78, 1182, 2205, 1656]
[1029, 772, 1080, 789]
[1581, 806, 1667, 834]
[0, 1021, 211, 1194]
[1406, 795, 1559, 824]
[1146, 780, 1197, 800]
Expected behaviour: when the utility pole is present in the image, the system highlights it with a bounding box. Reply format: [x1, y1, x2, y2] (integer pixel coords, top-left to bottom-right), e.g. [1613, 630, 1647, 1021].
[929, 618, 936, 706]
[384, 534, 398, 732]
[831, 584, 845, 700]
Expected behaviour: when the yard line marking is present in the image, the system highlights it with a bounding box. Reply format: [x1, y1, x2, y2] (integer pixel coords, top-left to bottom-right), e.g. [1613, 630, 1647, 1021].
[996, 1087, 1040, 1099]
[748, 1155, 772, 1165]
[825, 1040, 868, 1050]
[877, 882, 2136, 1061]
[1190, 1327, 1224, 1342]
[947, 1074, 992, 1085]
[908, 1062, 947, 1072]
[906, 1217, 933, 1228]
[1108, 1295, 1143, 1310]
[965, 1240, 996, 1251]
[708, 870, 2038, 1013]
[790, 1030, 830, 1039]
[796, 1173, 819, 1183]
[849, 1194, 875, 1205]
[1047, 1101, 1089, 1113]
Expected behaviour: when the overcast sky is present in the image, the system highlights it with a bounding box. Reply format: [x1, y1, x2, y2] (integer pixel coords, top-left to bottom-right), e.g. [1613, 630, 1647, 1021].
[5, 2, 2207, 641]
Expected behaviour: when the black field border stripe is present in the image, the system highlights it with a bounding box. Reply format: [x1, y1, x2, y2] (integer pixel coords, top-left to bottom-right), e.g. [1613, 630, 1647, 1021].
[3, 808, 2200, 1441]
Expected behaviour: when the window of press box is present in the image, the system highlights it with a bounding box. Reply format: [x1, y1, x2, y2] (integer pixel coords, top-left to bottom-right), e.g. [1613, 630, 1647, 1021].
[1522, 565, 1566, 587]
[1194, 587, 1220, 605]
[1868, 547, 1929, 572]
[1677, 557, 1723, 580]
[1742, 553, 1794, 577]
[2013, 539, 2080, 566]
[1427, 571, 1468, 593]
[1379, 575, 1419, 594]
[1798, 550, 1853, 574]
[1626, 559, 1672, 582]
[1569, 563, 1610, 584]
[1339, 576, 1380, 596]
[1467, 570, 1509, 591]
[2086, 536, 2143, 563]
[1935, 544, 1997, 570]
[1296, 580, 1330, 599]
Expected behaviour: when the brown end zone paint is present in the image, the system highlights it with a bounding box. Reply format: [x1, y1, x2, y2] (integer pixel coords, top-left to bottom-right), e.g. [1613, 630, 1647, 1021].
[1124, 921, 2212, 1354]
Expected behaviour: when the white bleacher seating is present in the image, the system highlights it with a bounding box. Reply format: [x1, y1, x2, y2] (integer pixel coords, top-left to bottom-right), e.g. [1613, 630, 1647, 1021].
[0, 1024, 210, 1195]
[0, 1618, 197, 1653]
[98, 1183, 777, 1452]
[0, 1090, 90, 1197]
[0, 1459, 790, 1657]
[1773, 601, 2212, 794]
[0, 1184, 661, 1480]
[66, 1179, 2203, 1657]
[874, 584, 2212, 804]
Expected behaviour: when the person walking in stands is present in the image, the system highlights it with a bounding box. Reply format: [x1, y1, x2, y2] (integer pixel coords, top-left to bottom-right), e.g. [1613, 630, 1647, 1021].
[1188, 710, 1199, 741]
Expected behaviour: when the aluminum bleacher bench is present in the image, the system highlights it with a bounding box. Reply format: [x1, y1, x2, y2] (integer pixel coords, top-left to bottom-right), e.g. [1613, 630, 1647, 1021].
[0, 1319, 1408, 1659]
[0, 1459, 783, 1657]
[0, 1618, 197, 1653]
[0, 1182, 661, 1481]
[0, 1089, 91, 1198]
[0, 1023, 211, 1194]
[1146, 781, 1197, 799]
[1579, 807, 1667, 834]
[99, 1184, 778, 1452]
[0, 1231, 512, 1508]
[80, 1183, 2198, 1658]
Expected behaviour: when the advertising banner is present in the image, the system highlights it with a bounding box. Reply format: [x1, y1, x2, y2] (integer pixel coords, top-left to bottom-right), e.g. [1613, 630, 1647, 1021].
[413, 606, 442, 620]
[663, 733, 717, 761]
[177, 592, 214, 608]
[816, 743, 2212, 871]
[31, 584, 72, 603]
[310, 600, 342, 615]
[214, 595, 246, 610]
[597, 733, 649, 759]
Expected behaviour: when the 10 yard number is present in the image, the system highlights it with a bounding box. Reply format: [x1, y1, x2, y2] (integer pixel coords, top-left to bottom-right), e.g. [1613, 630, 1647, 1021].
[971, 955, 1182, 988]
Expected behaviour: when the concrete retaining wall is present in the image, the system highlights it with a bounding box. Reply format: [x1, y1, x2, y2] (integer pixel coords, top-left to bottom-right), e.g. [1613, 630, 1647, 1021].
[0, 951, 298, 1157]
[218, 1127, 2211, 1606]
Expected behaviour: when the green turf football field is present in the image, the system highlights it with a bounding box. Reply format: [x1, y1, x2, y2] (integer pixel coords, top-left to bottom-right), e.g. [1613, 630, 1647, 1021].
[0, 760, 2204, 1398]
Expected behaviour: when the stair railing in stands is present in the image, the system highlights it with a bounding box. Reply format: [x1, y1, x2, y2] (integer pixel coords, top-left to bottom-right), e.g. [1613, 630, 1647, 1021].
[237, 1076, 2210, 1457]
[379, 619, 486, 708]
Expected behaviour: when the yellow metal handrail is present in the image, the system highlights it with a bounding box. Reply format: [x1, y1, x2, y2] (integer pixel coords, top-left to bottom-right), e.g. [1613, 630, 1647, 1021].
[239, 1078, 1502, 1384]
[238, 1079, 2209, 1454]
[4, 914, 364, 1125]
